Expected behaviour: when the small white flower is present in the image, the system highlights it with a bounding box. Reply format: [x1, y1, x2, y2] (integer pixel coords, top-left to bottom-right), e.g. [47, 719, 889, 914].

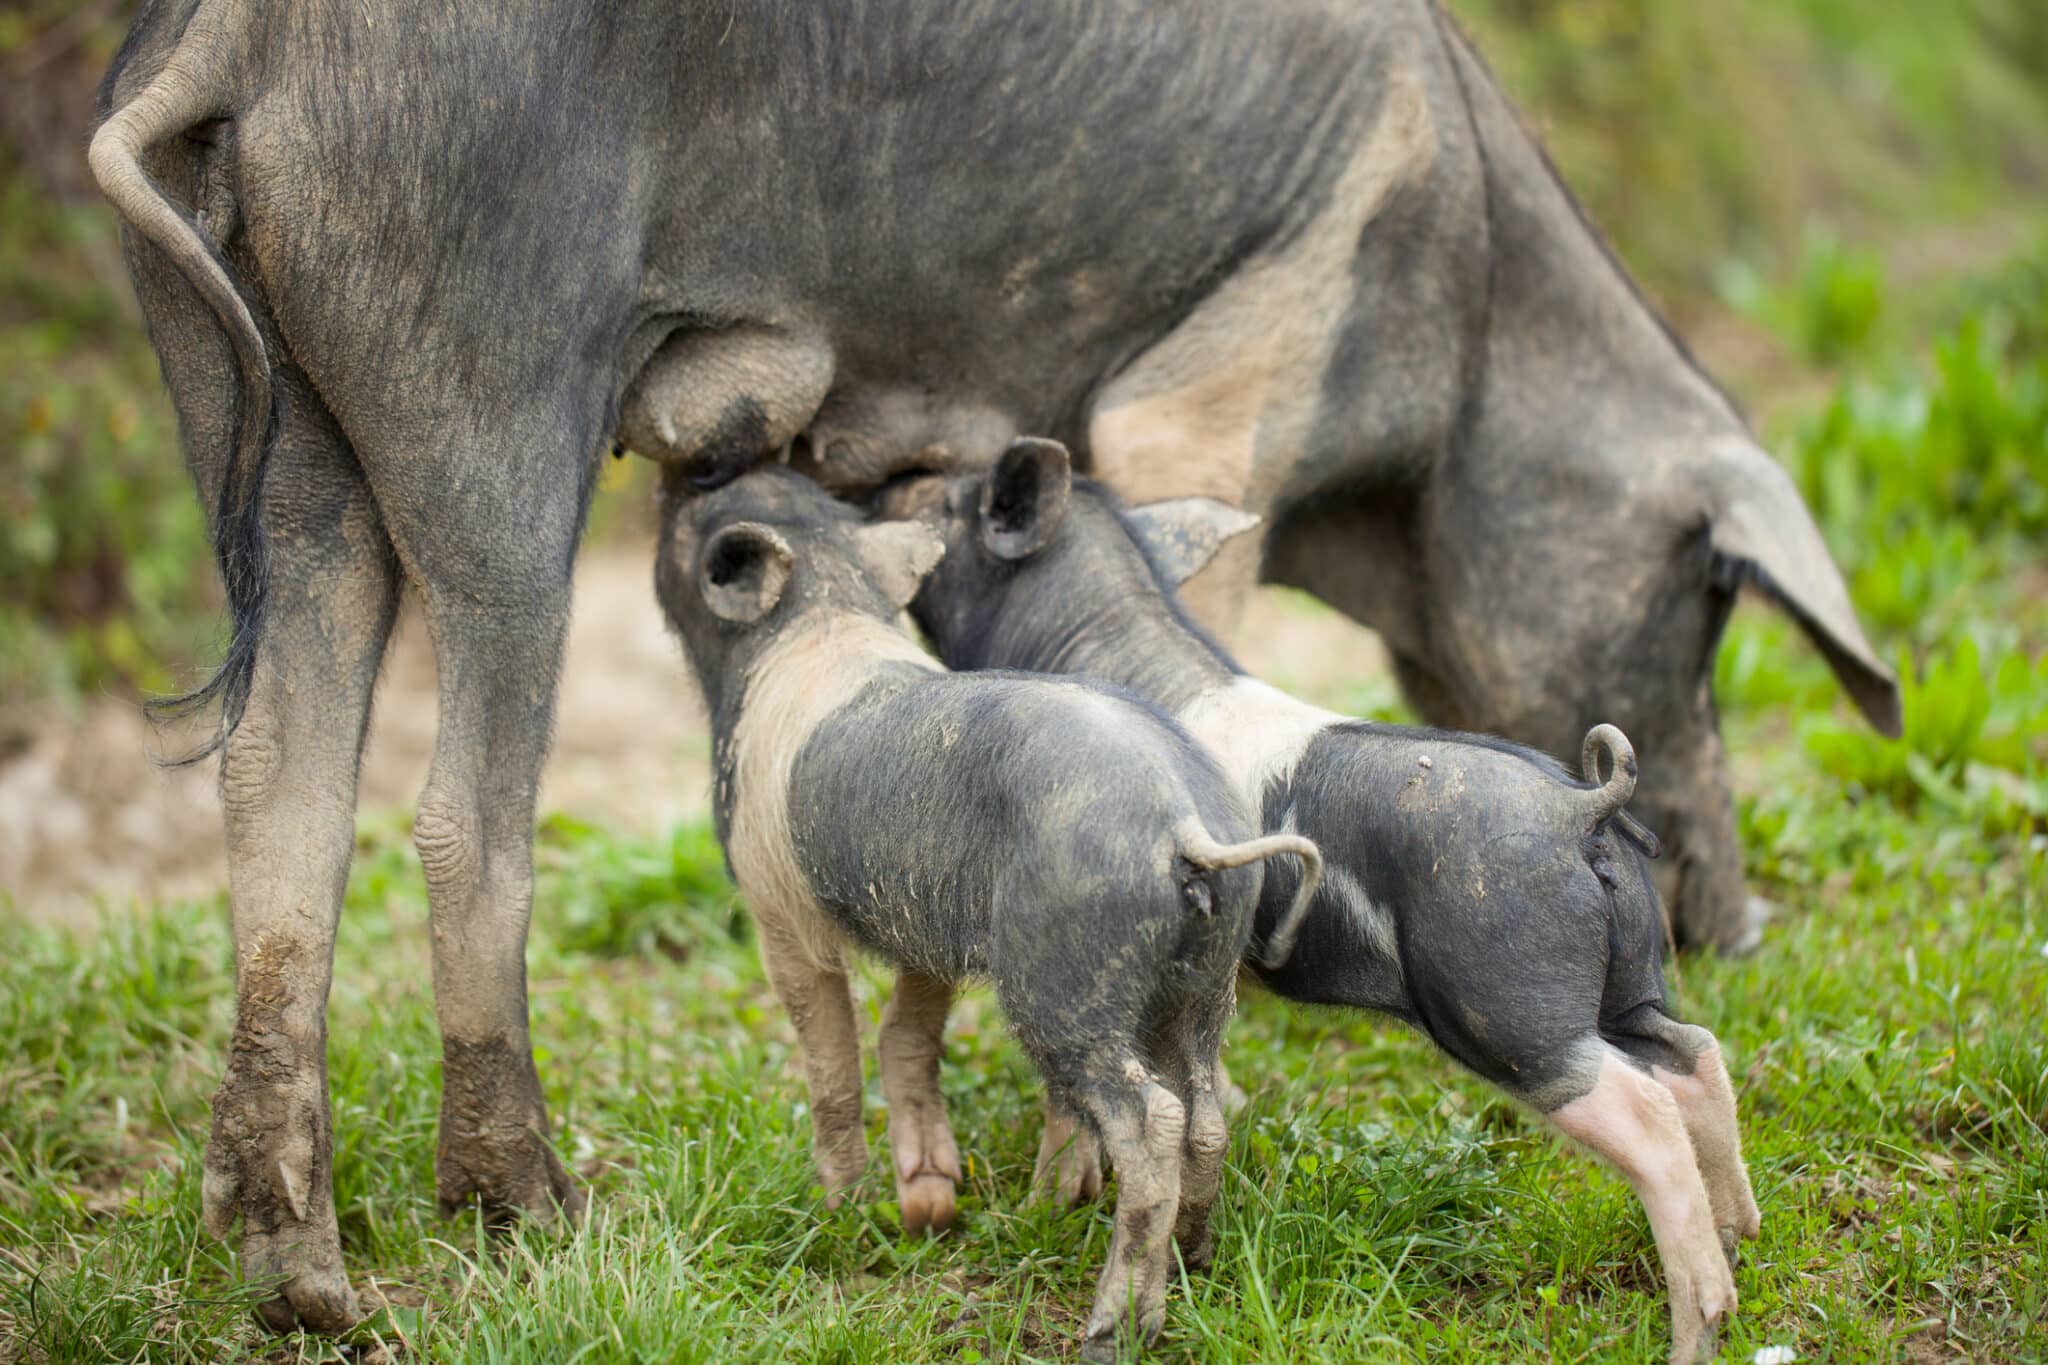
[1753, 1347, 1798, 1365]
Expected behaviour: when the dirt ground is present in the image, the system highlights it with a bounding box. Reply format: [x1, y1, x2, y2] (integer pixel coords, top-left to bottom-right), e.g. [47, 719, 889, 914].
[0, 545, 1388, 924]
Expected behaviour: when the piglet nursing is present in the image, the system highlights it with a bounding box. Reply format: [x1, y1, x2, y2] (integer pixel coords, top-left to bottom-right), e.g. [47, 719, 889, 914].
[655, 466, 1320, 1357]
[886, 440, 1760, 1365]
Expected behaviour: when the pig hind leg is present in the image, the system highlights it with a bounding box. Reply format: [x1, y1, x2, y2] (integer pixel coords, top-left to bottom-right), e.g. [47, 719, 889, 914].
[1070, 1056, 1188, 1361]
[357, 422, 588, 1228]
[1547, 1039, 1735, 1365]
[202, 373, 401, 1332]
[877, 968, 961, 1234]
[1153, 998, 1233, 1271]
[1608, 1007, 1761, 1261]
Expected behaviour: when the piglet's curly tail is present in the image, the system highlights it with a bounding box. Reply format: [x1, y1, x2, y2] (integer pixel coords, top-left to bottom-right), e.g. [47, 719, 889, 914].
[1580, 724, 1660, 857]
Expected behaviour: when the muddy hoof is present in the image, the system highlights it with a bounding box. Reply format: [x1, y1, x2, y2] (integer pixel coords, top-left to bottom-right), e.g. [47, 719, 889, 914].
[1081, 1322, 1159, 1364]
[1080, 1331, 1125, 1364]
[249, 1253, 361, 1335]
[436, 1133, 585, 1226]
[203, 1074, 360, 1334]
[898, 1171, 958, 1236]
[1672, 1303, 1729, 1365]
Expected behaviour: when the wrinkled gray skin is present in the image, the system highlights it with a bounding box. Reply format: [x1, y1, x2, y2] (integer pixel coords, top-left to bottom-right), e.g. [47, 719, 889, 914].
[94, 0, 1891, 1326]
[884, 441, 1764, 1363]
[657, 467, 1263, 1357]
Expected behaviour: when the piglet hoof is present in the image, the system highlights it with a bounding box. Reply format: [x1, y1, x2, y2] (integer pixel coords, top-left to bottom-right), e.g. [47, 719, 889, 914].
[1079, 1332, 1122, 1364]
[1671, 1283, 1734, 1365]
[202, 1074, 362, 1334]
[1674, 1307, 1728, 1365]
[816, 1136, 872, 1210]
[1718, 1224, 1742, 1271]
[248, 1247, 360, 1336]
[898, 1172, 958, 1235]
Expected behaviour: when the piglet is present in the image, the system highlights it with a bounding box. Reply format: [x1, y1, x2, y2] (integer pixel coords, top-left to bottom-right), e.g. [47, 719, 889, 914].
[883, 440, 1761, 1365]
[655, 466, 1322, 1357]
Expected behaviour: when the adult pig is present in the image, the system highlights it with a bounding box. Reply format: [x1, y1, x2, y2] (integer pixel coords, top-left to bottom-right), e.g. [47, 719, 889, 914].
[94, 0, 1879, 1325]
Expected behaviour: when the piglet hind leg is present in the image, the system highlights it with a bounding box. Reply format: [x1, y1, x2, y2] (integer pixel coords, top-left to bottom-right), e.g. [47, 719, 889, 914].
[1076, 1060, 1188, 1362]
[1159, 1006, 1233, 1273]
[1033, 1096, 1105, 1207]
[1617, 1011, 1762, 1262]
[1549, 1044, 1736, 1365]
[877, 968, 962, 1234]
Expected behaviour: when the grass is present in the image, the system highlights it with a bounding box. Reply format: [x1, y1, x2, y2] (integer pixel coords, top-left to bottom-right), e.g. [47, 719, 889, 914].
[4, 256, 2046, 1362]
[1, 734, 2042, 1362]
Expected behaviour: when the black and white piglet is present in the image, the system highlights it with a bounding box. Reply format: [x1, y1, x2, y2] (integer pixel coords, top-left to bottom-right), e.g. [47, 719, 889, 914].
[882, 440, 1761, 1365]
[655, 466, 1321, 1357]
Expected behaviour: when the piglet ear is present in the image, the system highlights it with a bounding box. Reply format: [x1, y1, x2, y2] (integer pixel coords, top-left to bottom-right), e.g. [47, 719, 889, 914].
[979, 437, 1071, 560]
[855, 519, 947, 609]
[1124, 497, 1262, 586]
[699, 520, 795, 623]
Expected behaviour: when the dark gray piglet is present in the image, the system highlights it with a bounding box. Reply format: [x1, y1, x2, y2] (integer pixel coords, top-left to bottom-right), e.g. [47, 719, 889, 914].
[655, 466, 1321, 1359]
[883, 440, 1760, 1365]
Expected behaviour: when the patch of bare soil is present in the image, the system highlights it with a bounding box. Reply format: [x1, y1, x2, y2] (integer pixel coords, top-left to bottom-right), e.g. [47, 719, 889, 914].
[0, 545, 714, 925]
[0, 549, 1392, 926]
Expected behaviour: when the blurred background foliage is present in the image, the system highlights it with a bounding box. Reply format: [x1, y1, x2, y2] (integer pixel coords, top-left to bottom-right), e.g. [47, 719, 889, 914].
[2, 0, 2046, 710]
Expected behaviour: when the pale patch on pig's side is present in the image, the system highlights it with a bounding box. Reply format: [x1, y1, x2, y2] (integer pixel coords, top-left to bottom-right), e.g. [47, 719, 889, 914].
[1320, 859, 1397, 962]
[727, 611, 940, 971]
[1084, 62, 1436, 638]
[1175, 677, 1342, 801]
[1085, 63, 1437, 512]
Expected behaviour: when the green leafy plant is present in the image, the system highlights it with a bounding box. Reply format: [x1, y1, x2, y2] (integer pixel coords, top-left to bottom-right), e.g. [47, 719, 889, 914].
[536, 814, 741, 961]
[1803, 637, 2048, 822]
[0, 152, 211, 705]
[1720, 231, 1888, 366]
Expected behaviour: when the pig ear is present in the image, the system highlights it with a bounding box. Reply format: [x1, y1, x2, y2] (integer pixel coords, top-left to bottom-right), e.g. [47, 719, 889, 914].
[1705, 437, 1902, 736]
[698, 521, 795, 624]
[855, 519, 947, 609]
[979, 437, 1071, 560]
[1124, 497, 1263, 586]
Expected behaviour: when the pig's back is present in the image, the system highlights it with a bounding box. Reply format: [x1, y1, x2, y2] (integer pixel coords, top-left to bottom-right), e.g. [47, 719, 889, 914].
[787, 668, 1252, 981]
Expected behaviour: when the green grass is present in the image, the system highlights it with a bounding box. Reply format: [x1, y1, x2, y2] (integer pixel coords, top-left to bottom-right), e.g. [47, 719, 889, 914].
[4, 263, 2047, 1362]
[1, 736, 2042, 1362]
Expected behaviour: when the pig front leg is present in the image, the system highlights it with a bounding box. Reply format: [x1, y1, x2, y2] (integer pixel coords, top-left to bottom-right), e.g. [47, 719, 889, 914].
[755, 918, 869, 1202]
[877, 968, 962, 1234]
[1033, 1097, 1105, 1206]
